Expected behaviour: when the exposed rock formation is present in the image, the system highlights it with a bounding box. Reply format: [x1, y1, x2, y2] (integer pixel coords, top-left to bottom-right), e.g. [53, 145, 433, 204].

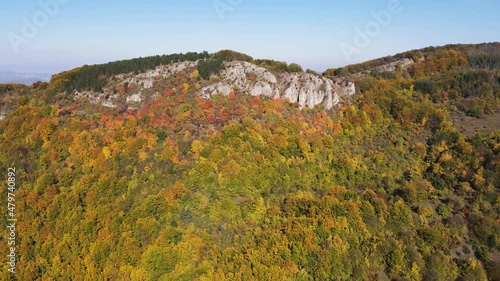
[199, 61, 355, 110]
[350, 58, 415, 77]
[72, 60, 355, 110]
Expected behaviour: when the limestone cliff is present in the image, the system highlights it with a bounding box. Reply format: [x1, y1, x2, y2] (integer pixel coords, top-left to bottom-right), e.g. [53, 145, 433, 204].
[200, 61, 355, 110]
[73, 60, 355, 110]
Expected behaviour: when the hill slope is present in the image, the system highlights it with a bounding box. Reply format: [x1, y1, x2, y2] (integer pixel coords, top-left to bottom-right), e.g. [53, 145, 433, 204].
[0, 45, 499, 280]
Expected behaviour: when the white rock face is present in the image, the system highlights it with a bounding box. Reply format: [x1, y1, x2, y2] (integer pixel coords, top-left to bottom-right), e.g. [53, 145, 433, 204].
[200, 83, 233, 99]
[119, 61, 198, 89]
[74, 90, 120, 107]
[101, 101, 117, 108]
[351, 58, 415, 77]
[200, 61, 355, 110]
[250, 81, 275, 97]
[72, 61, 199, 107]
[74, 90, 101, 104]
[72, 60, 355, 111]
[377, 58, 414, 72]
[126, 93, 142, 103]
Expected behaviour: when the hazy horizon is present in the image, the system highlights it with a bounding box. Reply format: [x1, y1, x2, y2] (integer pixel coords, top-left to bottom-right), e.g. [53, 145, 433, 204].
[1, 0, 499, 75]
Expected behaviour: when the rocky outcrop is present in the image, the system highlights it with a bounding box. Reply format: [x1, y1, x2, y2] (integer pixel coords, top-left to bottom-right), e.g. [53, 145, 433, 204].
[126, 93, 143, 103]
[200, 61, 355, 110]
[350, 58, 415, 77]
[117, 61, 198, 90]
[74, 61, 198, 108]
[72, 60, 355, 110]
[376, 58, 414, 72]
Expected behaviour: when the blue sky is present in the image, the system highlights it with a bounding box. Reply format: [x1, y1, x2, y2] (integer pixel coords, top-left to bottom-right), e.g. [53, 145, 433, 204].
[0, 0, 499, 74]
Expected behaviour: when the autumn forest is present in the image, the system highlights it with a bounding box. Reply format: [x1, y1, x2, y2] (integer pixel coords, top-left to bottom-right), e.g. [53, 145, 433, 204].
[0, 43, 499, 280]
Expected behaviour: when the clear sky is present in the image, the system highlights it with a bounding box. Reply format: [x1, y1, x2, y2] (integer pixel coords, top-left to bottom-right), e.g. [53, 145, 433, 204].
[0, 0, 499, 74]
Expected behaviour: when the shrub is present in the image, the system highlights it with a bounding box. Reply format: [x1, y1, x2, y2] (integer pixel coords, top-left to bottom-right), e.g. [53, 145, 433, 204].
[287, 63, 304, 73]
[197, 58, 223, 80]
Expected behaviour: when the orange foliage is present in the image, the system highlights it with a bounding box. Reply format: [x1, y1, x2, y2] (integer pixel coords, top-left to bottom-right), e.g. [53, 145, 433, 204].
[161, 182, 187, 204]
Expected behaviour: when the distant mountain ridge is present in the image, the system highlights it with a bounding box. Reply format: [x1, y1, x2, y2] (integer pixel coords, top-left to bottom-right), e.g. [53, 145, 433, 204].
[0, 71, 51, 84]
[324, 42, 500, 77]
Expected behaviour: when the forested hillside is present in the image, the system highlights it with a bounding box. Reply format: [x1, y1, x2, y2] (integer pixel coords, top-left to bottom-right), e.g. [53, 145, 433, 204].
[0, 44, 499, 280]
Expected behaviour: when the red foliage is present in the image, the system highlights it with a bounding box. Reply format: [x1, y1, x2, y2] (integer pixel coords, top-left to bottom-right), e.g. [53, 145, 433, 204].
[253, 96, 262, 105]
[218, 109, 229, 120]
[206, 114, 216, 122]
[202, 100, 213, 109]
[231, 108, 245, 116]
